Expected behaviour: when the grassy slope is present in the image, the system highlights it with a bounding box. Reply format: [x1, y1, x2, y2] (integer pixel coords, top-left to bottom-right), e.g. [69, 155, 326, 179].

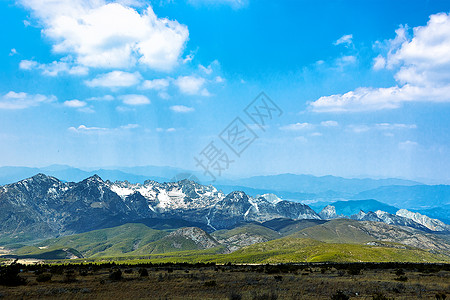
[15, 223, 168, 257]
[291, 219, 375, 244]
[11, 220, 450, 264]
[211, 224, 281, 241]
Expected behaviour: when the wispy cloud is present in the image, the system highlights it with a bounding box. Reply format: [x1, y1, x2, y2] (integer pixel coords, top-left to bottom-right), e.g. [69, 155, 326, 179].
[280, 123, 313, 131]
[334, 34, 353, 46]
[170, 105, 195, 113]
[68, 124, 140, 134]
[85, 71, 142, 88]
[0, 91, 56, 110]
[19, 59, 88, 76]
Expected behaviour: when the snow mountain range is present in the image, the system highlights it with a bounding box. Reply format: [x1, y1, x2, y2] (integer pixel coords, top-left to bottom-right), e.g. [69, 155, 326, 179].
[0, 174, 448, 245]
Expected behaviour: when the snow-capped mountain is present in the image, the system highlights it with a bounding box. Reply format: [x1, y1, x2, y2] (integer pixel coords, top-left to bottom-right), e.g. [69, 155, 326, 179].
[351, 209, 430, 231]
[396, 209, 450, 231]
[0, 174, 321, 241]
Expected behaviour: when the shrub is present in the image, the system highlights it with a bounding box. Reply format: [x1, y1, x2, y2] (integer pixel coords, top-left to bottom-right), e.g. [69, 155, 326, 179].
[394, 275, 408, 282]
[229, 291, 242, 300]
[331, 290, 349, 300]
[138, 268, 148, 277]
[36, 273, 52, 282]
[204, 280, 216, 287]
[251, 291, 278, 300]
[63, 269, 77, 283]
[109, 269, 122, 281]
[373, 292, 393, 300]
[435, 293, 447, 300]
[0, 264, 26, 286]
[395, 268, 405, 276]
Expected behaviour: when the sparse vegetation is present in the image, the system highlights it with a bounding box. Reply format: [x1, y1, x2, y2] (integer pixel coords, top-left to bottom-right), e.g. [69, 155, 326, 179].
[0, 262, 447, 299]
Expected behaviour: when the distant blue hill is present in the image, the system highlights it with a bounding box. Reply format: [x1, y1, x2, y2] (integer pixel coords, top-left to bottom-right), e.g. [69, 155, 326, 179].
[352, 185, 450, 209]
[217, 173, 421, 194]
[0, 165, 172, 185]
[326, 199, 399, 216]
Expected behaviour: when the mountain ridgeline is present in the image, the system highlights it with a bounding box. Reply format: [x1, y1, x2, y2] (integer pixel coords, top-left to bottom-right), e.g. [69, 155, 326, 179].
[1, 174, 450, 263]
[0, 174, 320, 243]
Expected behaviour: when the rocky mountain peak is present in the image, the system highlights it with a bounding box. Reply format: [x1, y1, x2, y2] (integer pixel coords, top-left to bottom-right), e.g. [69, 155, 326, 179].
[167, 227, 219, 249]
[319, 205, 338, 219]
[396, 209, 449, 231]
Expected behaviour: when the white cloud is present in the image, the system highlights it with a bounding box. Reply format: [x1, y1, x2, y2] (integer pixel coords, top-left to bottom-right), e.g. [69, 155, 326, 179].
[175, 75, 210, 96]
[375, 123, 417, 130]
[156, 127, 176, 132]
[310, 13, 450, 112]
[399, 140, 418, 149]
[170, 105, 194, 113]
[215, 76, 225, 83]
[64, 99, 87, 107]
[68, 123, 139, 134]
[141, 78, 170, 90]
[348, 124, 370, 133]
[198, 60, 219, 75]
[120, 94, 151, 105]
[19, 60, 38, 70]
[334, 34, 353, 46]
[280, 123, 312, 131]
[373, 55, 386, 70]
[320, 120, 339, 127]
[0, 91, 56, 109]
[20, 0, 189, 71]
[20, 59, 88, 76]
[9, 48, 18, 56]
[310, 132, 323, 137]
[87, 95, 114, 101]
[85, 71, 142, 88]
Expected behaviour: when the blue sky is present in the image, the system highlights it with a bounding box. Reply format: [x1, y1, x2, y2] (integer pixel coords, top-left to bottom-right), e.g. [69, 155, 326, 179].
[1, 0, 450, 182]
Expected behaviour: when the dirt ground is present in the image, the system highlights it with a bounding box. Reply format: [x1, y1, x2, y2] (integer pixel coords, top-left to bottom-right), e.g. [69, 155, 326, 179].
[0, 263, 449, 299]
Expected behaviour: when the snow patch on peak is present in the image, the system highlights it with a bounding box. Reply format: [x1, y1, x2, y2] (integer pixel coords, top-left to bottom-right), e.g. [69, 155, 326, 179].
[396, 209, 449, 231]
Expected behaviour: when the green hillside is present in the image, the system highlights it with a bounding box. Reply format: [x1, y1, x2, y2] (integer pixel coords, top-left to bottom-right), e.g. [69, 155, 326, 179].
[212, 223, 280, 241]
[291, 219, 375, 244]
[218, 237, 450, 263]
[15, 223, 168, 257]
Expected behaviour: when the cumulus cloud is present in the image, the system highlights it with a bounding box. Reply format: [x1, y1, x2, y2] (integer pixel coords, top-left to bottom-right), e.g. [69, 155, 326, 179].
[64, 99, 87, 107]
[85, 71, 142, 88]
[120, 94, 151, 105]
[334, 34, 353, 46]
[310, 13, 450, 112]
[373, 55, 386, 70]
[20, 0, 189, 71]
[170, 105, 194, 113]
[0, 91, 56, 109]
[175, 75, 210, 96]
[141, 78, 170, 90]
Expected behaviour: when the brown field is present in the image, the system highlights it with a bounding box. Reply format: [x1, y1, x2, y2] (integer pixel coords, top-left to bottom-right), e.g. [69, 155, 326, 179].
[0, 263, 449, 299]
